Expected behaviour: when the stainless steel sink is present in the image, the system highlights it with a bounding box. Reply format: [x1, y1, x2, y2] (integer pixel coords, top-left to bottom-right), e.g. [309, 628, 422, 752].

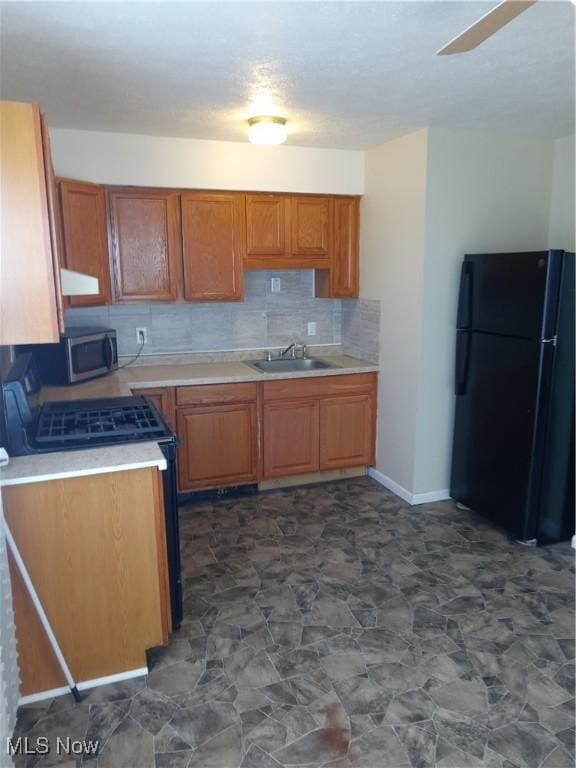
[247, 358, 338, 374]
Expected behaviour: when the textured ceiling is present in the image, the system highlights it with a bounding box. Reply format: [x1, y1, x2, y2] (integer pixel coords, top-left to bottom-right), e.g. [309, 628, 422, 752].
[0, 1, 574, 149]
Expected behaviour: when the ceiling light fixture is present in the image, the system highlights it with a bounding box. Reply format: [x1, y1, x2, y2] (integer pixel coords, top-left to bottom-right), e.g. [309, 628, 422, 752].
[247, 116, 287, 145]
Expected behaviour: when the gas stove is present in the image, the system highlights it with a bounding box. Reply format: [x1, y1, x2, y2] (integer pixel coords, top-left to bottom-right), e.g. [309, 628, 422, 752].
[2, 355, 172, 455]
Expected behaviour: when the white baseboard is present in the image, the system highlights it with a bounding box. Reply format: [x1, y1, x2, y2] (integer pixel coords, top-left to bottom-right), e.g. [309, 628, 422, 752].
[367, 468, 413, 504]
[18, 666, 148, 706]
[367, 468, 450, 506]
[412, 489, 451, 505]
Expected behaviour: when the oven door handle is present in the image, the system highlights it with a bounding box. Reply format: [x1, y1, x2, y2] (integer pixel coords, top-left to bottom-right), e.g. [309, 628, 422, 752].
[104, 335, 115, 370]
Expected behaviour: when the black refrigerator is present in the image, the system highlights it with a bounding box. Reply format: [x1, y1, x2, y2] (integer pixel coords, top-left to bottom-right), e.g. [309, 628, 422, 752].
[450, 250, 575, 544]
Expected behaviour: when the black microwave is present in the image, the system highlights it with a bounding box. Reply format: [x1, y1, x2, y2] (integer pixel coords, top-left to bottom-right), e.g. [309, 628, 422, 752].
[22, 327, 118, 385]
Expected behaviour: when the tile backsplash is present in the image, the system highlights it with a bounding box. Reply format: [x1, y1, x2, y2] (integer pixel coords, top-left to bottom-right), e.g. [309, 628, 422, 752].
[65, 271, 342, 357]
[341, 299, 381, 364]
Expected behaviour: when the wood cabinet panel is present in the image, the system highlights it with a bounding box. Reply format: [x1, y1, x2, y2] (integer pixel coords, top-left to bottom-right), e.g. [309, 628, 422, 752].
[0, 101, 61, 344]
[109, 189, 182, 302]
[176, 382, 257, 406]
[181, 192, 244, 300]
[58, 179, 112, 306]
[263, 400, 320, 478]
[40, 114, 65, 332]
[245, 194, 290, 257]
[320, 394, 375, 470]
[315, 197, 359, 298]
[263, 372, 377, 401]
[132, 387, 176, 431]
[4, 468, 168, 695]
[177, 403, 257, 491]
[291, 196, 332, 258]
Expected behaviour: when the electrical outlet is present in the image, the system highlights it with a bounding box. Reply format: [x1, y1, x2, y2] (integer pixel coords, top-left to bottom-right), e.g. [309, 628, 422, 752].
[136, 327, 148, 345]
[307, 321, 317, 337]
[271, 277, 281, 293]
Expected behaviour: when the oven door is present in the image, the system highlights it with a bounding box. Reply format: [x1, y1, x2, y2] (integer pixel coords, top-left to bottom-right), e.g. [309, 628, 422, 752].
[66, 332, 118, 383]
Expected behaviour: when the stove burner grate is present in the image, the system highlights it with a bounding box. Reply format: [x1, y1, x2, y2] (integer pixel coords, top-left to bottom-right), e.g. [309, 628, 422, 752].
[35, 402, 165, 443]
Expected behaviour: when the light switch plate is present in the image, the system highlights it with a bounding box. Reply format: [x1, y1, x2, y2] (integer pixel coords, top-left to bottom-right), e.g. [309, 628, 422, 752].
[271, 278, 281, 293]
[307, 322, 317, 336]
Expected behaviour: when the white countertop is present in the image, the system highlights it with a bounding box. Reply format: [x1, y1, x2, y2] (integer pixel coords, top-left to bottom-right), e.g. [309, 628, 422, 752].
[41, 354, 379, 402]
[0, 442, 167, 487]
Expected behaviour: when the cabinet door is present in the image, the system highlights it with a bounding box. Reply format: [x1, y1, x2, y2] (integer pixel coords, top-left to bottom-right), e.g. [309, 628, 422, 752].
[263, 400, 319, 478]
[291, 196, 332, 258]
[40, 114, 65, 332]
[0, 101, 61, 344]
[245, 194, 290, 258]
[177, 403, 257, 491]
[58, 179, 112, 306]
[320, 394, 375, 470]
[181, 192, 244, 301]
[132, 387, 176, 431]
[109, 189, 182, 302]
[316, 197, 359, 298]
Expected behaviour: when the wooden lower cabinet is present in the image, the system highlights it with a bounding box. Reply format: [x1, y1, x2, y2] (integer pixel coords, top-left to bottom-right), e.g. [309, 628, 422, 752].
[320, 394, 375, 470]
[3, 468, 169, 696]
[177, 402, 257, 491]
[263, 400, 320, 479]
[167, 373, 375, 490]
[133, 386, 176, 431]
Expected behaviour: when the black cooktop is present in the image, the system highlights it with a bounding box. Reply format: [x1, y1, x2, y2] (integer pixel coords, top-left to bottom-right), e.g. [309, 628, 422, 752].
[2, 355, 173, 455]
[35, 397, 169, 445]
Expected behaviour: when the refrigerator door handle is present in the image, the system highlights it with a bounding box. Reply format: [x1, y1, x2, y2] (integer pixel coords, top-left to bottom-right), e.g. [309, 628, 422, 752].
[455, 331, 472, 396]
[457, 262, 474, 329]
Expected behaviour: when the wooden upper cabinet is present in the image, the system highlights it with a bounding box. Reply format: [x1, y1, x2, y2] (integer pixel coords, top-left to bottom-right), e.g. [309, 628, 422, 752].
[291, 196, 332, 260]
[181, 192, 244, 301]
[0, 101, 62, 344]
[109, 189, 182, 302]
[245, 194, 290, 260]
[58, 179, 112, 306]
[40, 114, 65, 333]
[315, 196, 360, 299]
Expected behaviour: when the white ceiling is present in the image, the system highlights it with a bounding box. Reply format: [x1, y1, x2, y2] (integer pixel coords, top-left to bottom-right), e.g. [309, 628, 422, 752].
[0, 1, 574, 150]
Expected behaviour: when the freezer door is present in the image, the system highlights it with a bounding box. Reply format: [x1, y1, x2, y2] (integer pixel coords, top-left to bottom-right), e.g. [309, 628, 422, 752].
[458, 252, 560, 339]
[450, 331, 541, 538]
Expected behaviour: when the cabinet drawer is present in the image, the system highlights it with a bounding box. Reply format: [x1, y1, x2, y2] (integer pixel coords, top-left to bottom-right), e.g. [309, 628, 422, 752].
[262, 372, 376, 401]
[176, 382, 257, 406]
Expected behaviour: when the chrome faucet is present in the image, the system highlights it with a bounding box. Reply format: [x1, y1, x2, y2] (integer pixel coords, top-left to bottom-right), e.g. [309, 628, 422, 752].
[280, 342, 297, 359]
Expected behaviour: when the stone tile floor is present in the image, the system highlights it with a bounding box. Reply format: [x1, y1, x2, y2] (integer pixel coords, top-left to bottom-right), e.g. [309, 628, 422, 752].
[12, 477, 575, 768]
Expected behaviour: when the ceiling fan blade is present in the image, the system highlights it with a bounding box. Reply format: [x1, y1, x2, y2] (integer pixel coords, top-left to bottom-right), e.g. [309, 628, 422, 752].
[437, 0, 538, 55]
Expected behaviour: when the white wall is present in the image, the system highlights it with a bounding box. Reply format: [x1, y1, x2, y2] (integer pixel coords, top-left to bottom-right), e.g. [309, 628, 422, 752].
[548, 134, 575, 251]
[415, 129, 554, 495]
[360, 130, 428, 492]
[360, 128, 557, 500]
[49, 128, 364, 194]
